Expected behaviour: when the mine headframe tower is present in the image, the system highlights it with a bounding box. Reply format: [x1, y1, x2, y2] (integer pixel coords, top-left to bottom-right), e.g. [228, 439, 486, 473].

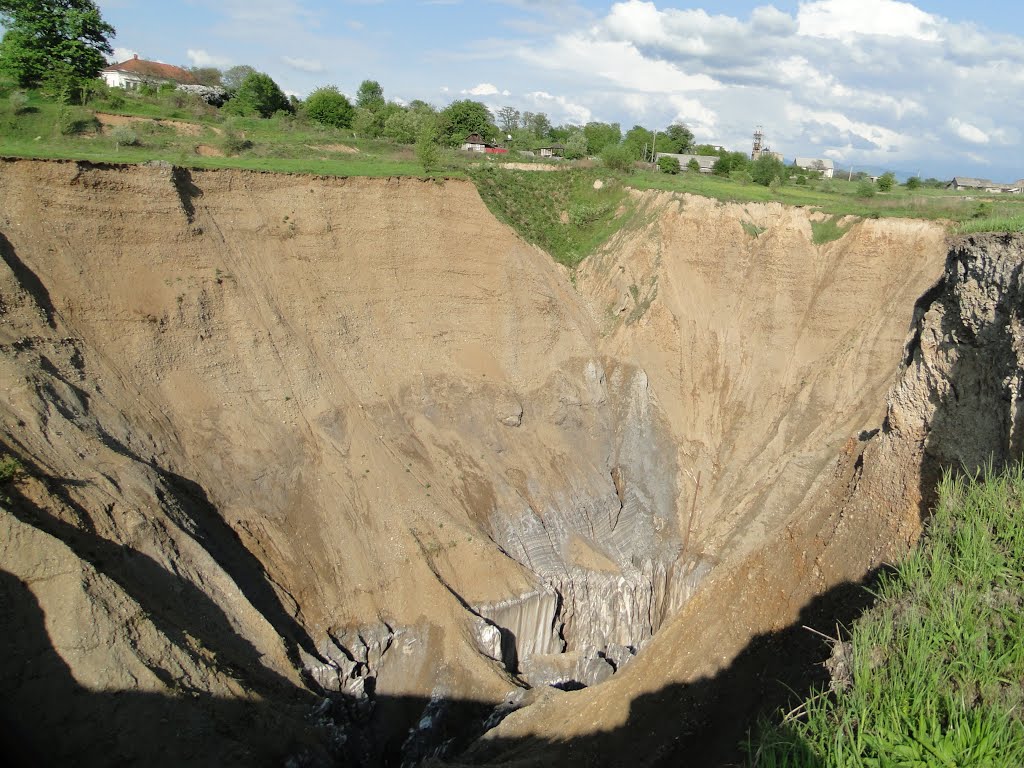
[751, 126, 765, 160]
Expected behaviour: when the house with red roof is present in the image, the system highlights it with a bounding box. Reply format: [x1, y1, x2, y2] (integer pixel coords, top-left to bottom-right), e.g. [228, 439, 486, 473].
[100, 55, 197, 90]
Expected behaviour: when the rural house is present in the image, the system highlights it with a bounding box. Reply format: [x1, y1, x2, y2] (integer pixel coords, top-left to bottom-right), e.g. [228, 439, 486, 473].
[538, 143, 565, 158]
[655, 153, 718, 174]
[100, 55, 197, 90]
[947, 177, 1022, 194]
[793, 157, 835, 178]
[459, 134, 507, 154]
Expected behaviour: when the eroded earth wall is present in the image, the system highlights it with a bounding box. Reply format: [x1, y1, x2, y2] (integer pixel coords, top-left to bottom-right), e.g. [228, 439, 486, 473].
[0, 160, 956, 765]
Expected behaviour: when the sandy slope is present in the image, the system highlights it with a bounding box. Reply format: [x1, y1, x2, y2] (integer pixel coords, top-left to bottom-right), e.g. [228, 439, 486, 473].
[0, 159, 948, 764]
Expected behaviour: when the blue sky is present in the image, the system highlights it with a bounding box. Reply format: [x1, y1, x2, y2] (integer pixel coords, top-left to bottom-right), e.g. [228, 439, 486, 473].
[95, 1, 1024, 180]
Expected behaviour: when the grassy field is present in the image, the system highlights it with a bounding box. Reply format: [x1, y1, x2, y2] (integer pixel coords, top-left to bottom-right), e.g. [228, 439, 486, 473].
[748, 466, 1024, 767]
[471, 165, 634, 267]
[3, 81, 1023, 253]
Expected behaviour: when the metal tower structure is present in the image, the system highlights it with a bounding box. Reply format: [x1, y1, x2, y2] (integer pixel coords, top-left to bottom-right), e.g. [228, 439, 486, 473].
[752, 126, 765, 160]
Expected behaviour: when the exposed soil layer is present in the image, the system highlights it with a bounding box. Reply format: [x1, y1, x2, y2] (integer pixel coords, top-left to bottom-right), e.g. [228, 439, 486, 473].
[0, 158, 985, 766]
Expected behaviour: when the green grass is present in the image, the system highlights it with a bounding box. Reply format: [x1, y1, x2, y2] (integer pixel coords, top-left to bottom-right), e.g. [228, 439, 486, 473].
[748, 465, 1024, 767]
[3, 80, 1024, 258]
[470, 165, 635, 267]
[811, 214, 857, 245]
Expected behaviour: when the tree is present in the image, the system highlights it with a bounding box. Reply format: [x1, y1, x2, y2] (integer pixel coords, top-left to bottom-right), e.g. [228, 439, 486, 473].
[222, 64, 257, 93]
[878, 171, 896, 192]
[562, 129, 588, 160]
[600, 143, 633, 172]
[496, 105, 520, 135]
[713, 151, 750, 177]
[623, 125, 654, 160]
[583, 121, 621, 156]
[526, 111, 551, 139]
[188, 66, 223, 87]
[415, 118, 441, 172]
[906, 176, 921, 190]
[658, 156, 680, 174]
[304, 86, 354, 128]
[227, 71, 291, 118]
[356, 79, 385, 112]
[436, 99, 495, 145]
[750, 154, 786, 187]
[687, 158, 701, 173]
[0, 0, 114, 87]
[661, 122, 694, 154]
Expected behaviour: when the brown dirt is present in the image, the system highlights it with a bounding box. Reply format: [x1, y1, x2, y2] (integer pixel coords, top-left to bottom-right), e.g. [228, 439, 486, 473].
[0, 158, 956, 765]
[309, 143, 359, 153]
[95, 112, 215, 137]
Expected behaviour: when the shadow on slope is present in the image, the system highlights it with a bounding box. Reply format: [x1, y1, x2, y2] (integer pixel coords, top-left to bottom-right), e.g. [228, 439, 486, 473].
[1, 532, 883, 768]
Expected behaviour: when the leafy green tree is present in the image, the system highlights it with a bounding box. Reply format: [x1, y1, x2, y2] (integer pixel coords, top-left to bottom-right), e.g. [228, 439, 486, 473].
[415, 118, 441, 172]
[222, 65, 256, 93]
[304, 85, 354, 128]
[583, 121, 621, 156]
[526, 111, 551, 139]
[878, 171, 896, 192]
[188, 66, 222, 87]
[436, 99, 495, 145]
[622, 125, 654, 160]
[356, 79, 385, 112]
[600, 143, 633, 172]
[496, 105, 520, 135]
[227, 71, 291, 118]
[906, 176, 921, 190]
[687, 158, 701, 173]
[660, 122, 694, 154]
[658, 156, 680, 174]
[750, 154, 786, 187]
[0, 0, 114, 87]
[712, 151, 750, 177]
[562, 129, 588, 160]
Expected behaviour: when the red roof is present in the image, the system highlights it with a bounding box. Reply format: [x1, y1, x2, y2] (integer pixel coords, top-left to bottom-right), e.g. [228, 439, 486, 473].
[102, 56, 197, 85]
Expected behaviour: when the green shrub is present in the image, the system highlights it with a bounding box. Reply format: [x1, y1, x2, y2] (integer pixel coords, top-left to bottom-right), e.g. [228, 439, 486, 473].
[304, 86, 354, 129]
[600, 144, 633, 173]
[857, 180, 876, 198]
[657, 156, 680, 174]
[220, 120, 252, 155]
[415, 123, 441, 172]
[0, 454, 20, 484]
[56, 107, 99, 136]
[110, 124, 140, 146]
[8, 90, 29, 114]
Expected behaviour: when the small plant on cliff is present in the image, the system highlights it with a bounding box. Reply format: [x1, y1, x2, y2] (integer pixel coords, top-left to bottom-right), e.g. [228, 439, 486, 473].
[0, 454, 21, 484]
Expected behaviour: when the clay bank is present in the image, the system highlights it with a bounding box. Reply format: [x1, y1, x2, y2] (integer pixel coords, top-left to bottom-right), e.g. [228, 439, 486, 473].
[2, 158, 1022, 766]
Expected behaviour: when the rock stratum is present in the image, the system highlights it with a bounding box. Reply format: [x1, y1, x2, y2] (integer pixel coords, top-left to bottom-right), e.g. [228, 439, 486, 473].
[3, 158, 1016, 766]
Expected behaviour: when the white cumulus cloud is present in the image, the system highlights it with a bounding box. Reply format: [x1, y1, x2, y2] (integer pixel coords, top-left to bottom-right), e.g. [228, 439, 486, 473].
[187, 49, 231, 68]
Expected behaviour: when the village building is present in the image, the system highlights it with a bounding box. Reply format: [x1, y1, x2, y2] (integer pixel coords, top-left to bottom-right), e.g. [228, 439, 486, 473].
[793, 157, 835, 179]
[101, 54, 197, 90]
[946, 177, 1022, 194]
[537, 143, 565, 158]
[460, 133, 508, 154]
[655, 153, 718, 174]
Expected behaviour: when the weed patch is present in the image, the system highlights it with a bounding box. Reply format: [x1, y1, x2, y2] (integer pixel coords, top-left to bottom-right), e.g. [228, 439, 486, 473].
[748, 465, 1024, 767]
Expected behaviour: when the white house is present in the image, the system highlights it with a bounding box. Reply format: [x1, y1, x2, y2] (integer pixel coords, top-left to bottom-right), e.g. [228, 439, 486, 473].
[100, 55, 197, 90]
[793, 157, 835, 179]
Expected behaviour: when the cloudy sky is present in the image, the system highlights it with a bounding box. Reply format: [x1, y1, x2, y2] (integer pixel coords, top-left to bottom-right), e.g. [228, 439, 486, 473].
[95, 0, 1024, 180]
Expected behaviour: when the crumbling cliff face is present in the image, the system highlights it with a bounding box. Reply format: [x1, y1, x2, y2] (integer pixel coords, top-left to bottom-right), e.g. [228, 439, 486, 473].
[465, 233, 1024, 766]
[0, 159, 963, 765]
